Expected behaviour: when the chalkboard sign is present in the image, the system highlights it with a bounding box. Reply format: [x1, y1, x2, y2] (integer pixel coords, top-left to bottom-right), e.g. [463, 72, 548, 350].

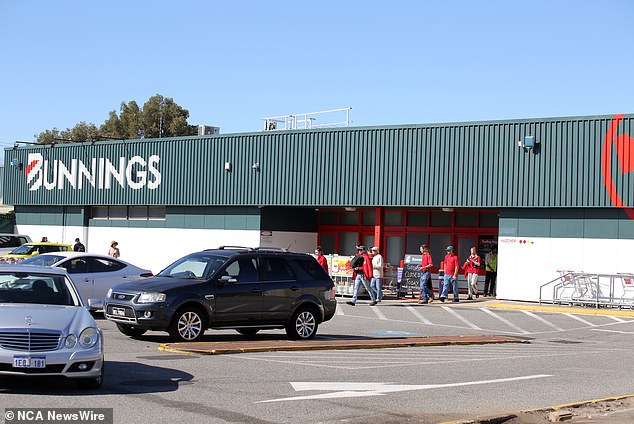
[400, 263, 422, 290]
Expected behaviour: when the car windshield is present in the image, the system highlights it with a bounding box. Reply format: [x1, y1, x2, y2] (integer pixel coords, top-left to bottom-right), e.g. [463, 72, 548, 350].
[0, 272, 79, 306]
[157, 253, 228, 279]
[9, 244, 38, 255]
[21, 255, 64, 266]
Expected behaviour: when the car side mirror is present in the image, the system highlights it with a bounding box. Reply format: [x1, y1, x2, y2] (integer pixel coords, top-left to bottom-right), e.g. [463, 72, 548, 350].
[218, 275, 237, 285]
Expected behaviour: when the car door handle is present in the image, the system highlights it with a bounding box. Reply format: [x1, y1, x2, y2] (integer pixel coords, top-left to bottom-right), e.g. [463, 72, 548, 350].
[251, 288, 263, 294]
[290, 286, 299, 291]
[205, 294, 214, 300]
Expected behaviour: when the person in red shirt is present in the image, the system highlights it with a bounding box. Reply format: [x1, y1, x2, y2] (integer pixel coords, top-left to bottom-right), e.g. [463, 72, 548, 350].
[346, 245, 377, 306]
[440, 245, 460, 302]
[417, 244, 434, 304]
[315, 246, 329, 273]
[464, 247, 481, 300]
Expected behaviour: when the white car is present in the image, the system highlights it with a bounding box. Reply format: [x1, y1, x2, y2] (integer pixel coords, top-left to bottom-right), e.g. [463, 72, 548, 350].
[0, 265, 104, 389]
[20, 252, 153, 310]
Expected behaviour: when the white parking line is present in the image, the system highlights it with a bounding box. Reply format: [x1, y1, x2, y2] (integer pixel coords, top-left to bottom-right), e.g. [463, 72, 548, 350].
[372, 306, 388, 320]
[480, 308, 530, 334]
[521, 310, 564, 332]
[405, 305, 433, 325]
[441, 306, 481, 330]
[336, 304, 345, 316]
[563, 313, 596, 327]
[607, 316, 627, 323]
[591, 329, 634, 335]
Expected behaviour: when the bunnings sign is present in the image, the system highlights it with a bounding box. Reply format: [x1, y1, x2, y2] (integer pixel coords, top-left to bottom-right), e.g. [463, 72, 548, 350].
[25, 153, 162, 191]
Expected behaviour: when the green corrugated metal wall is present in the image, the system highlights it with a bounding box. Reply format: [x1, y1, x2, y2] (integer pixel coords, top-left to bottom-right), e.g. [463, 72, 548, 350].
[3, 114, 633, 208]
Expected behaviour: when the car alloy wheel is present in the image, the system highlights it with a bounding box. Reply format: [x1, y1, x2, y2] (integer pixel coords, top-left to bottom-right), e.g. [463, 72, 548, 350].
[169, 307, 206, 342]
[286, 307, 318, 340]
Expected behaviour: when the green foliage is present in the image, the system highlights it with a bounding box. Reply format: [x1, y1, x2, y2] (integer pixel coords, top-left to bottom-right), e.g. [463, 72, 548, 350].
[34, 94, 198, 144]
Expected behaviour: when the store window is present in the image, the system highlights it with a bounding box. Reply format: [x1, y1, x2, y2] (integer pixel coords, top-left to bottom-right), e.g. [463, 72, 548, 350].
[480, 212, 498, 228]
[407, 211, 429, 227]
[319, 211, 338, 225]
[456, 211, 477, 227]
[385, 236, 404, 265]
[385, 211, 404, 226]
[406, 234, 428, 255]
[340, 211, 359, 226]
[362, 211, 376, 226]
[109, 206, 127, 220]
[430, 211, 452, 227]
[319, 234, 336, 255]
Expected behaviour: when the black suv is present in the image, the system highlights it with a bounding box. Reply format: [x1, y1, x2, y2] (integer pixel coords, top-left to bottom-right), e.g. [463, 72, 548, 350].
[104, 247, 337, 342]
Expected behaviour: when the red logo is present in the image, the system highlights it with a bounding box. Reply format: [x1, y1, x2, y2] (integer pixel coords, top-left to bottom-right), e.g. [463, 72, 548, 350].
[601, 114, 634, 220]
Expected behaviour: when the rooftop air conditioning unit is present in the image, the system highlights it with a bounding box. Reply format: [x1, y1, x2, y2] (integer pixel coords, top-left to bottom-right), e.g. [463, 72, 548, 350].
[197, 125, 220, 136]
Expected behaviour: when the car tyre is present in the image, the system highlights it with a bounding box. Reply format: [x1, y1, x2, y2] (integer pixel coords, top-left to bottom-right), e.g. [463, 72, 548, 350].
[76, 360, 104, 390]
[116, 323, 147, 337]
[285, 306, 318, 340]
[236, 328, 260, 336]
[169, 306, 207, 342]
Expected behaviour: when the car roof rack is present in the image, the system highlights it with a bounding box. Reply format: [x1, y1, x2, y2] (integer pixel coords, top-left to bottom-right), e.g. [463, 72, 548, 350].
[254, 247, 289, 252]
[216, 246, 254, 251]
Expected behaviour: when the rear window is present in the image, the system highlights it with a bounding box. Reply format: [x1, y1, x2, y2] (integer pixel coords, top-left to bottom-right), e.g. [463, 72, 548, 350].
[0, 236, 24, 249]
[21, 255, 65, 266]
[260, 257, 296, 282]
[295, 258, 330, 280]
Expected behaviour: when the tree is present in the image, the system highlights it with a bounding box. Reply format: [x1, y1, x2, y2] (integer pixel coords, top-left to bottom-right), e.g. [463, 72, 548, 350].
[34, 94, 198, 144]
[141, 94, 197, 139]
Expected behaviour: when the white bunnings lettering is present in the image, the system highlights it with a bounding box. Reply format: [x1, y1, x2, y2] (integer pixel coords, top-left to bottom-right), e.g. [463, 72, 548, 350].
[26, 153, 161, 191]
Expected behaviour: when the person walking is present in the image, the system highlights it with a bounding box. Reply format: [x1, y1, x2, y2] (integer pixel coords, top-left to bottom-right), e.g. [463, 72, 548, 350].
[73, 238, 86, 252]
[417, 244, 434, 304]
[315, 246, 329, 273]
[108, 240, 120, 258]
[484, 247, 498, 297]
[440, 245, 460, 302]
[370, 246, 384, 303]
[346, 245, 377, 306]
[464, 246, 481, 300]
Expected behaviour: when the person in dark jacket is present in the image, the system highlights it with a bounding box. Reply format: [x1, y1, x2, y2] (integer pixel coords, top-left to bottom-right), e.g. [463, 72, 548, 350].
[73, 238, 86, 252]
[346, 245, 377, 306]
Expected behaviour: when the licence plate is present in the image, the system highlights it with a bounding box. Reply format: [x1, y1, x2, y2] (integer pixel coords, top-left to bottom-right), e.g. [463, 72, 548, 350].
[13, 355, 46, 368]
[112, 307, 126, 317]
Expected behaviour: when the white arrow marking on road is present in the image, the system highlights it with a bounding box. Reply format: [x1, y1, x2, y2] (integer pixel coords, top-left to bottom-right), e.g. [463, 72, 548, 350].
[257, 374, 552, 403]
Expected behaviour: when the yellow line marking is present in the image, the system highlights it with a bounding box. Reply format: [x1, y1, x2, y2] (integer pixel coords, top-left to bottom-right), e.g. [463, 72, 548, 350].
[520, 393, 634, 412]
[487, 302, 634, 317]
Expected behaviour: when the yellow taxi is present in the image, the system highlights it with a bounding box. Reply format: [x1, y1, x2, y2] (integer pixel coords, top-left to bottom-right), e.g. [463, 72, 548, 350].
[0, 242, 72, 264]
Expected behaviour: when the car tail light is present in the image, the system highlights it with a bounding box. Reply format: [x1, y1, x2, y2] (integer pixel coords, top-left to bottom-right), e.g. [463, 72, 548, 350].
[140, 273, 154, 278]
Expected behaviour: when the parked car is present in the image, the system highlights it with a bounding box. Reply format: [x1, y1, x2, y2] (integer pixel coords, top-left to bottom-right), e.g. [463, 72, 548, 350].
[19, 252, 153, 310]
[104, 247, 337, 342]
[0, 242, 72, 264]
[0, 265, 104, 389]
[0, 234, 32, 255]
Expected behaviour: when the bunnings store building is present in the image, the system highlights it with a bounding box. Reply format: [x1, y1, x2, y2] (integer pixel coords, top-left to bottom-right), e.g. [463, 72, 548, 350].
[2, 113, 634, 303]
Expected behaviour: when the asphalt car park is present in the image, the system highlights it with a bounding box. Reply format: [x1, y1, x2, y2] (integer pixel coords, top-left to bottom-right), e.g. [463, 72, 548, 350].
[1, 298, 633, 423]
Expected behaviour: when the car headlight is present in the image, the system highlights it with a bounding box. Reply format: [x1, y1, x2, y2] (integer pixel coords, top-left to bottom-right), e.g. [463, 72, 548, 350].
[65, 334, 77, 349]
[106, 288, 113, 298]
[78, 327, 99, 349]
[137, 292, 166, 303]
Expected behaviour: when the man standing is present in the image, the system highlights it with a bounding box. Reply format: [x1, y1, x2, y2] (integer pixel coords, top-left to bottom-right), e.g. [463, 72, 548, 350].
[440, 245, 460, 302]
[73, 238, 86, 252]
[417, 244, 434, 304]
[484, 247, 498, 297]
[315, 246, 329, 273]
[347, 245, 377, 306]
[370, 246, 384, 303]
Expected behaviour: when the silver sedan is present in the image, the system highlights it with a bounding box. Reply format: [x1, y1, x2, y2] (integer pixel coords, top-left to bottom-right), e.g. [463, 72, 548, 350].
[0, 265, 104, 389]
[20, 252, 153, 310]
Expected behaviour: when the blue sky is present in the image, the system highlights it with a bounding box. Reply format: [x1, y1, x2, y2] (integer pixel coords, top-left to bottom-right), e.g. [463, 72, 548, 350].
[1, 0, 633, 162]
